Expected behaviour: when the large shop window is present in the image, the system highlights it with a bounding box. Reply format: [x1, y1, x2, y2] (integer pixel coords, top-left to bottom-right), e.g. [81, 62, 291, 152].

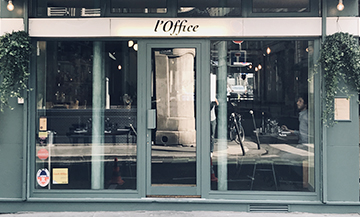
[33, 0, 314, 18]
[34, 0, 167, 17]
[35, 41, 138, 190]
[210, 40, 315, 191]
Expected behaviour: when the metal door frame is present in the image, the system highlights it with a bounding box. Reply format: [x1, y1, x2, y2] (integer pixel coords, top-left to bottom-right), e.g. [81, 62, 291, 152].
[138, 39, 210, 196]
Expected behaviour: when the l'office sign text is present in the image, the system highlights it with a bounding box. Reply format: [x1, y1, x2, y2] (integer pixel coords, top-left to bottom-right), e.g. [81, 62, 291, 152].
[154, 19, 199, 35]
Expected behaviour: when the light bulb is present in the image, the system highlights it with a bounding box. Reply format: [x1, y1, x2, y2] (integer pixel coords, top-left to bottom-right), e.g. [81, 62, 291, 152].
[128, 40, 134, 47]
[337, 0, 344, 11]
[7, 0, 14, 11]
[133, 44, 138, 51]
[266, 47, 271, 55]
[258, 64, 262, 70]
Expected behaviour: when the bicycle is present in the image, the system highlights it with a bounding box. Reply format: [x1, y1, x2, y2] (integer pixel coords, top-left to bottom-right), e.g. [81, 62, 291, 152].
[228, 101, 246, 155]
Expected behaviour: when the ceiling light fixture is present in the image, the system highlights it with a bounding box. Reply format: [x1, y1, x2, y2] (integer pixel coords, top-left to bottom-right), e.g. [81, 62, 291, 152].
[337, 0, 344, 11]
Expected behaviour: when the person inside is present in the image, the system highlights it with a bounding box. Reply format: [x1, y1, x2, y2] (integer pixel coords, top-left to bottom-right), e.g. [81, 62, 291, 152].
[281, 93, 308, 144]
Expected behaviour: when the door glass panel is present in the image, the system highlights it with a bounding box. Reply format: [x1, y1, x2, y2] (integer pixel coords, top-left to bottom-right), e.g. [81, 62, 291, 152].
[151, 48, 197, 186]
[35, 40, 138, 190]
[210, 40, 315, 191]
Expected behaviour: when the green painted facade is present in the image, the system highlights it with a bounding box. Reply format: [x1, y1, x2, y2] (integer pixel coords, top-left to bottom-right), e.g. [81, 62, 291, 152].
[0, 0, 359, 214]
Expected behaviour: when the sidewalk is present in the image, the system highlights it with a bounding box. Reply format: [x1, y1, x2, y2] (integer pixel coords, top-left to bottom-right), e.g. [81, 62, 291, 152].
[1, 211, 360, 217]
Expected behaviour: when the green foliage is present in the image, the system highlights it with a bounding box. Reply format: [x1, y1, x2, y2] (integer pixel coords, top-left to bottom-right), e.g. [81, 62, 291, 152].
[319, 32, 360, 126]
[0, 30, 32, 111]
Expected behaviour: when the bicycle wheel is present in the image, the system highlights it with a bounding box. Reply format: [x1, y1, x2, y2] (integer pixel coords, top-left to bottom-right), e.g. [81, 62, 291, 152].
[234, 123, 245, 144]
[229, 124, 237, 142]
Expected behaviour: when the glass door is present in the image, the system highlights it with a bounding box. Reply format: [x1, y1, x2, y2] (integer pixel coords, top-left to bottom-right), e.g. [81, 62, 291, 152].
[143, 41, 204, 196]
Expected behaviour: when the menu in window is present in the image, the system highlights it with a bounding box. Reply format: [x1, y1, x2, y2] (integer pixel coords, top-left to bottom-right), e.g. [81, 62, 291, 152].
[334, 98, 350, 120]
[53, 168, 68, 184]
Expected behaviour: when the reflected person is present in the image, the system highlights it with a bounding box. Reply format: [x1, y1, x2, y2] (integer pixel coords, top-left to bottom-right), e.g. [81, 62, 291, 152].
[281, 94, 308, 144]
[210, 98, 218, 182]
[210, 98, 219, 153]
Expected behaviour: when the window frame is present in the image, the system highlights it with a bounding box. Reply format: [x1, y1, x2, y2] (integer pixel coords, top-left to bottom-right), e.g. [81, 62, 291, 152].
[29, 0, 320, 18]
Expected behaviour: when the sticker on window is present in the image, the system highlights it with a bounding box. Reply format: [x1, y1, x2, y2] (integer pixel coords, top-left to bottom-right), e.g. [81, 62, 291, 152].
[37, 169, 50, 187]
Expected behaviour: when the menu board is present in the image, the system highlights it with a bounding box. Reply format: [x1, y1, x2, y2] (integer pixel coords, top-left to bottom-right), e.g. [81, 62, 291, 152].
[334, 98, 350, 120]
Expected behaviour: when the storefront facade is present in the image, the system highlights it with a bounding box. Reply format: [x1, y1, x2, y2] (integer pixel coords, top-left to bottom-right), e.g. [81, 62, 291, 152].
[0, 0, 359, 213]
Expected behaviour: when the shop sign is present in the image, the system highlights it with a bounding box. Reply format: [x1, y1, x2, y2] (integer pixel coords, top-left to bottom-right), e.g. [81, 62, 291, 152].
[110, 18, 238, 37]
[37, 148, 49, 160]
[29, 17, 321, 38]
[154, 19, 199, 36]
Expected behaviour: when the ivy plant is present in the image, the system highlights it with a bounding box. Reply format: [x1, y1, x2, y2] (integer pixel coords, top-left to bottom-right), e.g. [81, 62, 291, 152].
[319, 32, 360, 126]
[0, 30, 32, 111]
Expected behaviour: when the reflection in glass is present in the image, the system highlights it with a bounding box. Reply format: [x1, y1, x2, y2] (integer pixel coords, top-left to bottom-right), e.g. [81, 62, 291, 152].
[253, 0, 310, 13]
[177, 0, 241, 17]
[151, 48, 197, 186]
[36, 41, 137, 190]
[210, 40, 314, 191]
[35, 0, 102, 17]
[111, 0, 167, 14]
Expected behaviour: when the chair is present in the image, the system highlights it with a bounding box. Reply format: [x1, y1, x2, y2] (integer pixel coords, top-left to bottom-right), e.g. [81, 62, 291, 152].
[250, 159, 278, 190]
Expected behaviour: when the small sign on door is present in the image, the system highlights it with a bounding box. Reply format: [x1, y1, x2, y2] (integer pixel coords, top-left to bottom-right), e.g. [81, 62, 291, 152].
[39, 117, 47, 131]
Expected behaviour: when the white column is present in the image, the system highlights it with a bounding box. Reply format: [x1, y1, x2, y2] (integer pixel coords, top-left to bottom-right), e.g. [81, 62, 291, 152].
[91, 41, 105, 189]
[217, 41, 228, 190]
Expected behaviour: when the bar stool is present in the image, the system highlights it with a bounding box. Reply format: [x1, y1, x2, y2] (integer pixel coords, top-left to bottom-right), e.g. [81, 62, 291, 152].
[250, 160, 278, 190]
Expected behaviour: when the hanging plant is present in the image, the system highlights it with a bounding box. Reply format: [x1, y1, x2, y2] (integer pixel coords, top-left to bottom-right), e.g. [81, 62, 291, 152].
[0, 30, 32, 111]
[319, 32, 360, 126]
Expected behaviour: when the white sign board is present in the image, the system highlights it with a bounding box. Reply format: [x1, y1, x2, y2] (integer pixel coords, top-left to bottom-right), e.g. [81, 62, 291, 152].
[334, 98, 350, 120]
[29, 17, 321, 38]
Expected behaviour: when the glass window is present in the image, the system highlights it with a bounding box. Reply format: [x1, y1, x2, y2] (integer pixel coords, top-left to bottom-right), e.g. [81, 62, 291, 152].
[110, 0, 167, 14]
[36, 40, 138, 190]
[35, 0, 101, 17]
[210, 40, 315, 191]
[150, 48, 197, 186]
[177, 0, 241, 17]
[253, 0, 310, 13]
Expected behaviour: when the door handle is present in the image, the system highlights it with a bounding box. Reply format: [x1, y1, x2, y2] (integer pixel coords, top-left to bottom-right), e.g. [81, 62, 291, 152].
[147, 109, 156, 129]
